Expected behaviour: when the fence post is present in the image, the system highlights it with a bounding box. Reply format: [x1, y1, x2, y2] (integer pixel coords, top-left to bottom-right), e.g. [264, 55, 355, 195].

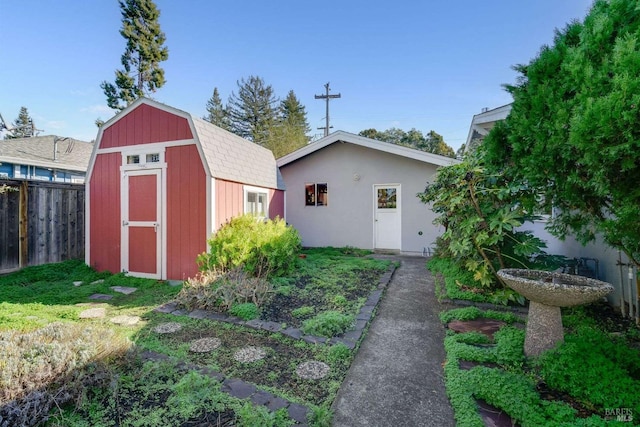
[19, 181, 28, 268]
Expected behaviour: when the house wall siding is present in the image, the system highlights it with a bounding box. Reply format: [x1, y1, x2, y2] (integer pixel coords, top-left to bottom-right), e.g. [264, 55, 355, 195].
[100, 103, 193, 148]
[279, 142, 443, 252]
[215, 179, 244, 230]
[214, 180, 285, 230]
[88, 152, 121, 273]
[166, 145, 207, 280]
[269, 189, 285, 219]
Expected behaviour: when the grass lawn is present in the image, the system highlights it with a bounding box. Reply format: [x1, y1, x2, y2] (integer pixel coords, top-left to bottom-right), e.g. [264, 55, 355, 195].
[0, 248, 389, 426]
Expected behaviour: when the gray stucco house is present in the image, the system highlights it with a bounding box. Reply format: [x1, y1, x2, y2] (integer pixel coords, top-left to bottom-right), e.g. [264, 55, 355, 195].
[277, 131, 459, 254]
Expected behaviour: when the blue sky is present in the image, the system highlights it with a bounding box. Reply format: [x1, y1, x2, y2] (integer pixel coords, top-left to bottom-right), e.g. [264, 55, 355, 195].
[0, 1, 592, 150]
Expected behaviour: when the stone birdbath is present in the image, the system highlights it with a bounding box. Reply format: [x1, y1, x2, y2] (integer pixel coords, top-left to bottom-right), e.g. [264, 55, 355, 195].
[497, 269, 613, 357]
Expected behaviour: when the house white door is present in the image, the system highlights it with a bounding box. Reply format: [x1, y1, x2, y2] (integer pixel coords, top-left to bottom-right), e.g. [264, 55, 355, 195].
[374, 185, 401, 250]
[121, 169, 162, 279]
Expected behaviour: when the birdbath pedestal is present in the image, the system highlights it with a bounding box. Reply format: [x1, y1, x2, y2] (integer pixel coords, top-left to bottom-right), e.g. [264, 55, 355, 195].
[497, 269, 613, 357]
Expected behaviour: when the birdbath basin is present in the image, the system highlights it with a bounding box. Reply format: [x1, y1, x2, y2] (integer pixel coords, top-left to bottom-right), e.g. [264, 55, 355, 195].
[497, 269, 613, 357]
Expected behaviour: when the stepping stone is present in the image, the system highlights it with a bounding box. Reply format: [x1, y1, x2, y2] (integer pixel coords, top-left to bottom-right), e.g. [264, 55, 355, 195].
[153, 322, 183, 334]
[223, 378, 256, 399]
[447, 319, 506, 339]
[110, 315, 140, 326]
[73, 281, 83, 287]
[251, 389, 276, 406]
[477, 399, 515, 427]
[79, 307, 106, 319]
[189, 337, 222, 353]
[296, 361, 330, 380]
[233, 346, 266, 363]
[287, 403, 310, 424]
[110, 286, 137, 295]
[88, 293, 113, 301]
[90, 279, 105, 285]
[154, 301, 178, 313]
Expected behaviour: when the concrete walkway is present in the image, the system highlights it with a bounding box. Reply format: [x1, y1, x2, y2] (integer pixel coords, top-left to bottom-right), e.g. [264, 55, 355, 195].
[332, 256, 455, 427]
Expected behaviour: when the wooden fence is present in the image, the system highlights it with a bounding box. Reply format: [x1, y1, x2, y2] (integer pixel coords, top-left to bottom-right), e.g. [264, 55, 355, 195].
[0, 179, 85, 273]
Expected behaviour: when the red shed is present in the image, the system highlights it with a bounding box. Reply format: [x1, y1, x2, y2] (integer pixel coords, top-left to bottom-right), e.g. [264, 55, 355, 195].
[85, 98, 285, 281]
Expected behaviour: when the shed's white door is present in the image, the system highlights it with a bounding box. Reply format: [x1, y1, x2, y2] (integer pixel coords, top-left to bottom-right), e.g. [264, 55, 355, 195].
[374, 185, 401, 250]
[121, 169, 162, 279]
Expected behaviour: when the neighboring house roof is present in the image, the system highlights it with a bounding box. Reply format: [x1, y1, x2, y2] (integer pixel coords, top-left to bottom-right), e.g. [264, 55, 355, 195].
[464, 103, 512, 150]
[95, 98, 284, 190]
[0, 135, 93, 173]
[277, 130, 460, 168]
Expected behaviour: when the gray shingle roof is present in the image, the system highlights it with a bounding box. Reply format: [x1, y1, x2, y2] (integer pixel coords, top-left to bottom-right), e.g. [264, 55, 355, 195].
[192, 117, 285, 190]
[0, 135, 93, 172]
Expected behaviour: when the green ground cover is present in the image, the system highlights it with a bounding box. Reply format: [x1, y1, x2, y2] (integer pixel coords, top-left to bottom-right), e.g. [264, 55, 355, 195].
[441, 306, 640, 426]
[0, 247, 388, 426]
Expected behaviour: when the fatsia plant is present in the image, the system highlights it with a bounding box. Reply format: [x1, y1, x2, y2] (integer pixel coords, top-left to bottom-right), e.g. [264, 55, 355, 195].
[418, 151, 556, 288]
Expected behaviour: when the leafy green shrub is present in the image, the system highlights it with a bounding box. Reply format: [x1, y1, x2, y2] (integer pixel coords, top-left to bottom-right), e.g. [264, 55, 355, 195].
[230, 303, 259, 320]
[292, 306, 315, 318]
[302, 311, 354, 338]
[417, 153, 560, 288]
[322, 343, 352, 364]
[198, 214, 301, 278]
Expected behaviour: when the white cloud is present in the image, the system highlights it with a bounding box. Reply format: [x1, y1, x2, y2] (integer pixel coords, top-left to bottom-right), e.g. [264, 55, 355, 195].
[81, 104, 114, 115]
[46, 120, 66, 130]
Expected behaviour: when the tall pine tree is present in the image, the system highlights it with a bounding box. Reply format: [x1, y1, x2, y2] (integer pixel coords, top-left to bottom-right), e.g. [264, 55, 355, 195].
[101, 0, 169, 111]
[203, 87, 230, 130]
[227, 76, 278, 145]
[263, 90, 310, 158]
[280, 90, 310, 134]
[4, 107, 35, 139]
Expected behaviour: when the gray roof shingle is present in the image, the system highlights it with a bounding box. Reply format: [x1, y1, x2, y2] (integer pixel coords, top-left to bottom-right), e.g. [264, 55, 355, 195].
[192, 117, 284, 190]
[0, 135, 94, 172]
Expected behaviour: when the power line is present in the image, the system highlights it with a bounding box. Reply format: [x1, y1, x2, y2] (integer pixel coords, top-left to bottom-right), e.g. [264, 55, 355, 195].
[314, 82, 341, 137]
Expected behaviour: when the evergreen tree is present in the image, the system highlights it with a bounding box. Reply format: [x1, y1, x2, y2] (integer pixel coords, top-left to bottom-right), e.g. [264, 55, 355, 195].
[227, 76, 278, 145]
[4, 107, 35, 139]
[262, 90, 310, 157]
[483, 0, 640, 265]
[101, 0, 169, 111]
[203, 87, 230, 130]
[280, 90, 310, 134]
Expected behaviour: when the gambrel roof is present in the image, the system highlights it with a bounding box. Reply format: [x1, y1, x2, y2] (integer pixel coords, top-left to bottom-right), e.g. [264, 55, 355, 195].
[90, 98, 284, 190]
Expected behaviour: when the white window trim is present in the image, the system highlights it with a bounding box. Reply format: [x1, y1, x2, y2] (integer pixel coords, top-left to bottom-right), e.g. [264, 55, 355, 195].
[243, 185, 269, 218]
[120, 147, 166, 171]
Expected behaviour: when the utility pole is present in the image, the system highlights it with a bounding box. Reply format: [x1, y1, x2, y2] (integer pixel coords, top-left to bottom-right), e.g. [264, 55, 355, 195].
[315, 82, 341, 137]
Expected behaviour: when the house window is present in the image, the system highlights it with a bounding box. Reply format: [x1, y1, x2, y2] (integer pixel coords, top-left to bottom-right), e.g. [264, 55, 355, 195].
[127, 155, 140, 164]
[146, 153, 160, 163]
[305, 183, 328, 206]
[377, 188, 397, 209]
[244, 187, 268, 217]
